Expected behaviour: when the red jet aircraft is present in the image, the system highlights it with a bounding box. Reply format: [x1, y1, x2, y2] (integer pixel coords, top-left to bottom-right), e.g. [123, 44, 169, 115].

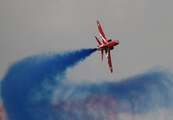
[95, 20, 119, 73]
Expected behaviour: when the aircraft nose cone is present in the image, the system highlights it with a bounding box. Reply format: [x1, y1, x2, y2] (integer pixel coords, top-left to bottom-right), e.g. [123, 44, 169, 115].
[116, 40, 119, 45]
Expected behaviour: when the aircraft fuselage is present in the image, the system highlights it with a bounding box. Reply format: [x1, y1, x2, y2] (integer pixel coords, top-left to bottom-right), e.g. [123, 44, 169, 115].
[97, 40, 119, 51]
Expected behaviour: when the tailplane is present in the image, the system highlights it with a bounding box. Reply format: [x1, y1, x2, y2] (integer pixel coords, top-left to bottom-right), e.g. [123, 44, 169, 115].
[95, 36, 101, 45]
[95, 36, 104, 61]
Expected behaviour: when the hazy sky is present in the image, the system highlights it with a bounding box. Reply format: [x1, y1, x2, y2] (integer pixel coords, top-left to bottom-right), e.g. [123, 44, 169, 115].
[1, 1, 173, 120]
[1, 0, 173, 81]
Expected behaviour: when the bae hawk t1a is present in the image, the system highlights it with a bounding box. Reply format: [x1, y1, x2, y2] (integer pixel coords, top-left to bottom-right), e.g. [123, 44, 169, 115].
[95, 20, 119, 73]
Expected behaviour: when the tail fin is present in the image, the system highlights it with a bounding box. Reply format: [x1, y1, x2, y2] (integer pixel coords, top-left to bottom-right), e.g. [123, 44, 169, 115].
[101, 49, 104, 61]
[95, 36, 101, 45]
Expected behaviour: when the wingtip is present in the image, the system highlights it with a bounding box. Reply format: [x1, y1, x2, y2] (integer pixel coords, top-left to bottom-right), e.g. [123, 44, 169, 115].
[96, 20, 99, 24]
[109, 67, 113, 73]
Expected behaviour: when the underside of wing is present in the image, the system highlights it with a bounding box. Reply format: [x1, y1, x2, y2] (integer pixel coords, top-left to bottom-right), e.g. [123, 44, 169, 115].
[101, 50, 104, 61]
[106, 48, 113, 73]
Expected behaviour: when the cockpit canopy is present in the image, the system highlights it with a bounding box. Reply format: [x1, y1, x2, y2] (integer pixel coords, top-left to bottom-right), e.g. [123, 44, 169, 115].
[108, 39, 112, 42]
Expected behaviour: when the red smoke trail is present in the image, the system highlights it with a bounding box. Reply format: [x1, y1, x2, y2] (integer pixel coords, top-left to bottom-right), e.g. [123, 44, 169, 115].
[47, 69, 173, 120]
[0, 103, 8, 120]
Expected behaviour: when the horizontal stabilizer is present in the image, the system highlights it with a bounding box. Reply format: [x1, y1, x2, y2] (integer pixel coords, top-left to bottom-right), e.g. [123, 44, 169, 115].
[95, 36, 101, 45]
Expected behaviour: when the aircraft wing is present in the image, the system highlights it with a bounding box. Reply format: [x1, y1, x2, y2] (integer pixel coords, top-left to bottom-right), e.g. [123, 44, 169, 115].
[106, 48, 113, 73]
[96, 20, 108, 44]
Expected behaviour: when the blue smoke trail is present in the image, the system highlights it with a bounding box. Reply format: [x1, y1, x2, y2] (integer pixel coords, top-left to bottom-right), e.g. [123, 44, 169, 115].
[1, 48, 173, 120]
[1, 48, 96, 120]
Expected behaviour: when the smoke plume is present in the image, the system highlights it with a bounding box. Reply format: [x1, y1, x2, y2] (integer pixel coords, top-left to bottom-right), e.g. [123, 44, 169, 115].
[1, 48, 173, 120]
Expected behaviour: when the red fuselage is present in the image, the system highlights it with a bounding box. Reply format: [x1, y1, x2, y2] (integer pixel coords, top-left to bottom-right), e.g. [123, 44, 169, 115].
[97, 40, 119, 51]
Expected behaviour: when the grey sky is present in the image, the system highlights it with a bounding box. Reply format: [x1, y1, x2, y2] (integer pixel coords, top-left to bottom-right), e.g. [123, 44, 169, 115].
[0, 0, 173, 81]
[1, 0, 173, 119]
